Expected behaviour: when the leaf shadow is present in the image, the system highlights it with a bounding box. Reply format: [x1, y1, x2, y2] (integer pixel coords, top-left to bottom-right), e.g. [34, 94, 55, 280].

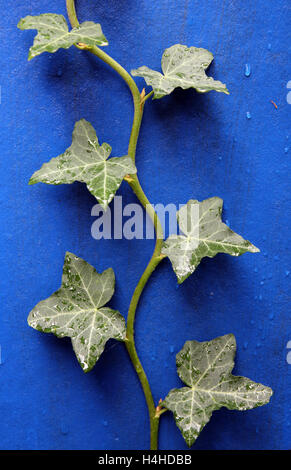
[170, 253, 258, 327]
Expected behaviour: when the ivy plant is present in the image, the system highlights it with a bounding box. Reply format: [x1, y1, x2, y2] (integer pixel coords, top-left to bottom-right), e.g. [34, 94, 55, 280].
[19, 1, 273, 450]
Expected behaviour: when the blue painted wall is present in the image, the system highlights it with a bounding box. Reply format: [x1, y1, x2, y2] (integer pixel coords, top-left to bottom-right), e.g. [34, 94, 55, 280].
[0, 0, 290, 450]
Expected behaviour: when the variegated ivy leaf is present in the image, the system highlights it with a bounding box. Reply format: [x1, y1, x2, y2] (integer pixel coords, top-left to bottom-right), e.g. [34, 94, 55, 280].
[131, 44, 228, 99]
[29, 119, 136, 210]
[163, 334, 272, 447]
[18, 13, 108, 60]
[28, 252, 126, 373]
[162, 197, 259, 284]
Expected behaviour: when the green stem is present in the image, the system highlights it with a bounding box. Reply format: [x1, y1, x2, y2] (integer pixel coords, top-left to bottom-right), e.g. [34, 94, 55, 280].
[66, 0, 142, 164]
[66, 0, 78, 28]
[125, 174, 164, 451]
[88, 46, 143, 164]
[66, 0, 165, 450]
[143, 90, 154, 103]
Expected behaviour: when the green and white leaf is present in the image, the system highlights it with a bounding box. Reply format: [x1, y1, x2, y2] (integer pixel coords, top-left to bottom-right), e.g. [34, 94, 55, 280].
[163, 334, 272, 447]
[162, 197, 259, 283]
[29, 119, 136, 210]
[28, 252, 126, 373]
[18, 13, 108, 60]
[131, 44, 228, 99]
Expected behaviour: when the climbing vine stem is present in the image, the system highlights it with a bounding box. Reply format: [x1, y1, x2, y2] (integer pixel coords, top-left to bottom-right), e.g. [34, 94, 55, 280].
[66, 0, 166, 450]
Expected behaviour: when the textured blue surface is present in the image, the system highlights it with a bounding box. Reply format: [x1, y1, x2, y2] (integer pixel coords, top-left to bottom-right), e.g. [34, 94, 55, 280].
[0, 0, 290, 450]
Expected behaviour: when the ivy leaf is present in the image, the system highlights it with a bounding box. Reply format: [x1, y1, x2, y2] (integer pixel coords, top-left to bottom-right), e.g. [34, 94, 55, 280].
[163, 334, 273, 447]
[131, 44, 228, 99]
[162, 197, 259, 284]
[29, 119, 136, 210]
[17, 13, 108, 60]
[28, 252, 126, 373]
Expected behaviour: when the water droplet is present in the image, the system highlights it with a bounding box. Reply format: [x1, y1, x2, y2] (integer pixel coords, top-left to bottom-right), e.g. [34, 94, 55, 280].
[267, 43, 271, 50]
[246, 111, 252, 120]
[60, 424, 69, 435]
[170, 346, 175, 354]
[244, 64, 251, 77]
